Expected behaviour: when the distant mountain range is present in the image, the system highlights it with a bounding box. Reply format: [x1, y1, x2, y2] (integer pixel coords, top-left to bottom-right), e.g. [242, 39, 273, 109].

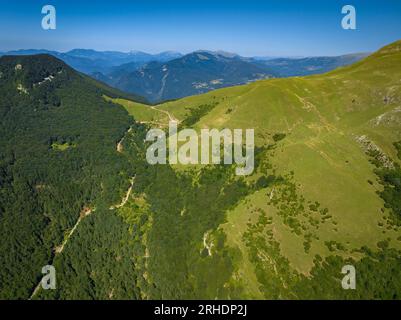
[253, 53, 370, 77]
[0, 49, 183, 74]
[0, 49, 369, 103]
[94, 51, 275, 103]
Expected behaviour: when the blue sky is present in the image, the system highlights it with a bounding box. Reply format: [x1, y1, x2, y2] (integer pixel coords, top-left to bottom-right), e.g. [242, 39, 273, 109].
[1, 0, 401, 56]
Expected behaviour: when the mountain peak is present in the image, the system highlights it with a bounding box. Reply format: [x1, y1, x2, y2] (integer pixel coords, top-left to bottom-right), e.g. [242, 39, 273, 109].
[0, 54, 75, 92]
[0, 54, 69, 73]
[194, 50, 239, 59]
[376, 40, 401, 55]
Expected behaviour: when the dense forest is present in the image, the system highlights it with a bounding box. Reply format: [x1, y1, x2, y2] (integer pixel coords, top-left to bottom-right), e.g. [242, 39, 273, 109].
[0, 55, 135, 299]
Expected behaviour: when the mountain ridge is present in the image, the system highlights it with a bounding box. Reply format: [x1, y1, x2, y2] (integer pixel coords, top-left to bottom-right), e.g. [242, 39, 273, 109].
[0, 49, 184, 75]
[92, 50, 369, 103]
[1, 48, 369, 103]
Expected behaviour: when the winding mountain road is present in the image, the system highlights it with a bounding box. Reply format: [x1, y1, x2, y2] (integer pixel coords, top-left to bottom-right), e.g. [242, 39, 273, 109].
[109, 177, 135, 210]
[150, 106, 180, 123]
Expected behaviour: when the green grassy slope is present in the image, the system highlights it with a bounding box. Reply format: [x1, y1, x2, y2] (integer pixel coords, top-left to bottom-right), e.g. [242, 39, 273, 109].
[106, 40, 401, 299]
[104, 97, 169, 126]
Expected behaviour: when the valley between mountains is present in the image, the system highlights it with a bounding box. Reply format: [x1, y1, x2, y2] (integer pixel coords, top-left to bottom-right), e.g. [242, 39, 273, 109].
[0, 40, 401, 299]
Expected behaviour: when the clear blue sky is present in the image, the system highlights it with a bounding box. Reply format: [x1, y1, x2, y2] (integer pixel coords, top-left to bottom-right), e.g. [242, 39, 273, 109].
[1, 0, 401, 56]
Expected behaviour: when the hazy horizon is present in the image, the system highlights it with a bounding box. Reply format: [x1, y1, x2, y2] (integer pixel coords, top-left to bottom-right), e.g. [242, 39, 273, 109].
[0, 47, 374, 59]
